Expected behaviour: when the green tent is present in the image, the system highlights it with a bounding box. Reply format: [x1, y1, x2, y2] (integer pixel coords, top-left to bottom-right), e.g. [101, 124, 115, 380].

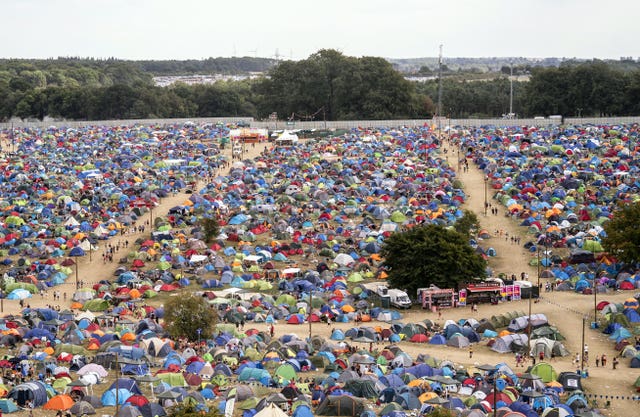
[156, 372, 186, 387]
[343, 380, 379, 399]
[143, 290, 157, 298]
[347, 272, 364, 283]
[276, 294, 297, 307]
[582, 240, 603, 253]
[238, 397, 260, 410]
[529, 362, 558, 383]
[379, 402, 403, 416]
[389, 211, 407, 223]
[274, 364, 297, 382]
[54, 344, 86, 355]
[52, 377, 71, 392]
[244, 347, 262, 361]
[4, 216, 24, 226]
[157, 261, 171, 270]
[82, 299, 109, 312]
[210, 374, 229, 387]
[5, 282, 38, 294]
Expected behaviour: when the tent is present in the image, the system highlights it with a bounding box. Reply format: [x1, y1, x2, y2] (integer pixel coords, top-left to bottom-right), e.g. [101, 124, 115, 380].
[8, 382, 49, 407]
[529, 362, 558, 383]
[254, 403, 289, 417]
[557, 372, 583, 391]
[491, 334, 528, 353]
[315, 395, 365, 416]
[0, 399, 19, 413]
[343, 379, 380, 398]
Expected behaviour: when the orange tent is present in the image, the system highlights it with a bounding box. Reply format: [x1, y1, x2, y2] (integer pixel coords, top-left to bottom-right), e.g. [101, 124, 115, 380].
[71, 302, 83, 310]
[129, 289, 141, 299]
[121, 332, 136, 342]
[43, 394, 74, 410]
[419, 392, 438, 403]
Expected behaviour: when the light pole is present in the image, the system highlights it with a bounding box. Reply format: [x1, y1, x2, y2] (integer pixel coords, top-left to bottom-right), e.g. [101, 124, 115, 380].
[527, 283, 533, 358]
[536, 244, 541, 289]
[308, 289, 313, 341]
[581, 317, 586, 372]
[509, 62, 514, 118]
[593, 265, 602, 327]
[493, 373, 497, 417]
[484, 176, 488, 216]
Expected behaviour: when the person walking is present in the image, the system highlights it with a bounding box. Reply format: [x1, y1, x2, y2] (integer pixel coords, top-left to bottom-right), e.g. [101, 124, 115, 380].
[601, 354, 607, 367]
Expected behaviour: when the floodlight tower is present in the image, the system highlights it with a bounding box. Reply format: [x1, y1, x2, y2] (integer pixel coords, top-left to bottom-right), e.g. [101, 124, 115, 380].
[437, 44, 443, 134]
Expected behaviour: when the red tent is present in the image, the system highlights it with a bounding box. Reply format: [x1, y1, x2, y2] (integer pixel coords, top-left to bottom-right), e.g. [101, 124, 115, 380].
[620, 281, 635, 290]
[409, 334, 429, 343]
[126, 395, 149, 407]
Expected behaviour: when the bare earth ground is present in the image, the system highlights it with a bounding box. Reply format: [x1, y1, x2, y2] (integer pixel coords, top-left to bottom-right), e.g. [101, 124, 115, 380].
[4, 139, 637, 417]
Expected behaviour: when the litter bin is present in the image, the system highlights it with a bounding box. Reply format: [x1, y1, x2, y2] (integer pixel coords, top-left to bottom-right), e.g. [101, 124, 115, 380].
[380, 296, 390, 308]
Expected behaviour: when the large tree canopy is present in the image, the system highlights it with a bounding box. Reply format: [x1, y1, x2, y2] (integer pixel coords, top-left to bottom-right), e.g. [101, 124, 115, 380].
[163, 293, 217, 341]
[602, 202, 640, 265]
[381, 224, 486, 296]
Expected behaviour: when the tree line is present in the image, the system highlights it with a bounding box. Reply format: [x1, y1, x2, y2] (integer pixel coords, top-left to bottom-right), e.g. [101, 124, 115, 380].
[1, 52, 639, 122]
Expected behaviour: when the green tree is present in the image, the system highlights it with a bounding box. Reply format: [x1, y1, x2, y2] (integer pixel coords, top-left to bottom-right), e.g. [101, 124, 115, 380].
[454, 210, 480, 238]
[601, 202, 640, 264]
[200, 216, 220, 243]
[164, 293, 217, 341]
[381, 224, 486, 295]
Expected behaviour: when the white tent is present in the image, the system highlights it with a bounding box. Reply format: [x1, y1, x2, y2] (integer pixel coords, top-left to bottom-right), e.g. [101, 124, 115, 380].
[255, 404, 288, 417]
[275, 131, 299, 144]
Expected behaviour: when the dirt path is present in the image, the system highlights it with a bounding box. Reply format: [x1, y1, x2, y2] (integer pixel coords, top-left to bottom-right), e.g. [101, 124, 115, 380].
[446, 141, 636, 416]
[2, 140, 272, 316]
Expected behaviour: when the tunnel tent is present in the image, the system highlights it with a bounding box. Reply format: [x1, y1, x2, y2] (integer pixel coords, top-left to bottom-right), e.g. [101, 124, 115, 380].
[315, 395, 365, 416]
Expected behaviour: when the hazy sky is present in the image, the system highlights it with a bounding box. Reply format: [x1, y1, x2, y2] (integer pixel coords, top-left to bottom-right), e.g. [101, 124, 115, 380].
[3, 0, 639, 60]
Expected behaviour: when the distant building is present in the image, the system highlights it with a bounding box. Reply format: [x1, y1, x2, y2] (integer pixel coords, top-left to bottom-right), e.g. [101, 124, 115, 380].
[153, 72, 264, 87]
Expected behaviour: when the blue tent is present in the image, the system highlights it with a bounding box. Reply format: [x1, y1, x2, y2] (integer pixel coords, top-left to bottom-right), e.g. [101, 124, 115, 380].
[69, 247, 85, 257]
[0, 398, 19, 413]
[292, 404, 314, 417]
[101, 388, 133, 406]
[330, 329, 345, 341]
[238, 368, 271, 386]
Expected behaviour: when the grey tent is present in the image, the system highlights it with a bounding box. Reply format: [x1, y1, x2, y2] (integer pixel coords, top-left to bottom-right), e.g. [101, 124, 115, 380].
[315, 395, 365, 416]
[507, 314, 548, 332]
[343, 379, 380, 398]
[491, 334, 529, 354]
[8, 382, 49, 407]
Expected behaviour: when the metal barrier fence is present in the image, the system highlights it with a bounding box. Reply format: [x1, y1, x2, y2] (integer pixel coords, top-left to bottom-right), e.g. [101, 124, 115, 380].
[2, 116, 640, 130]
[0, 117, 251, 129]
